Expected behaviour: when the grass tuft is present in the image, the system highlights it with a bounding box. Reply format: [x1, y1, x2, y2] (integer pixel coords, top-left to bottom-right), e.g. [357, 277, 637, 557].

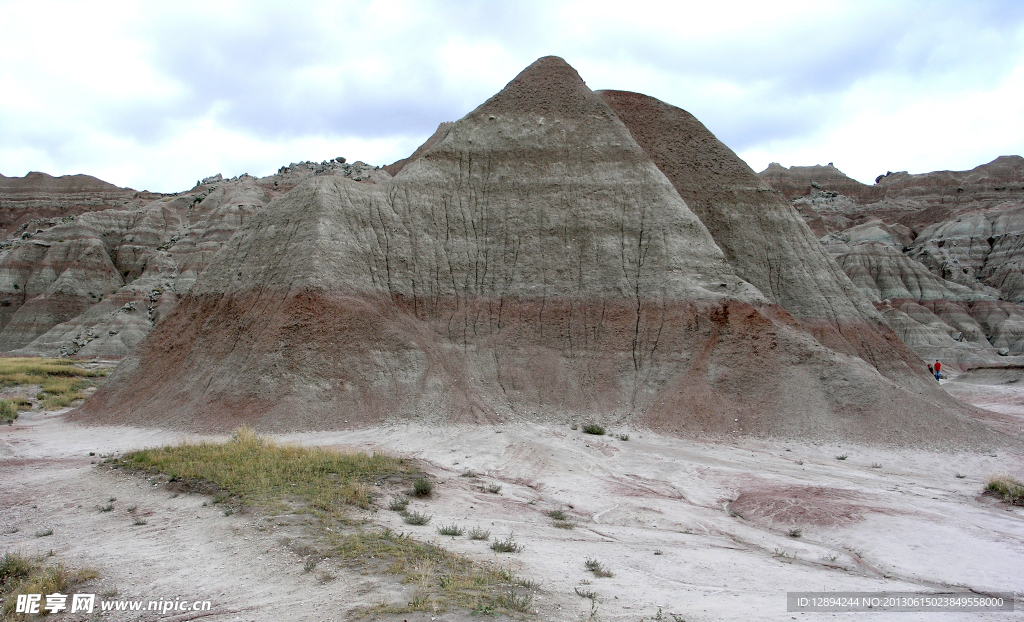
[401, 510, 431, 526]
[985, 476, 1024, 505]
[836, 454, 848, 461]
[575, 586, 597, 599]
[486, 483, 502, 494]
[547, 509, 568, 521]
[387, 496, 410, 511]
[585, 558, 613, 577]
[582, 423, 605, 435]
[552, 520, 576, 530]
[490, 536, 522, 553]
[438, 524, 464, 537]
[468, 527, 490, 541]
[788, 527, 802, 538]
[33, 529, 53, 538]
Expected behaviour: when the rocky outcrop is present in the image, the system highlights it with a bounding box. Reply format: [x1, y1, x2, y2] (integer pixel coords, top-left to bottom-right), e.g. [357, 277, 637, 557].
[0, 163, 386, 358]
[761, 157, 1024, 368]
[0, 172, 163, 238]
[74, 57, 992, 446]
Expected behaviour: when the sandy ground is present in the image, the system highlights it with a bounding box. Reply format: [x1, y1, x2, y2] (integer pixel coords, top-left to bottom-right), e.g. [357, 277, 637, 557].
[2, 384, 1023, 621]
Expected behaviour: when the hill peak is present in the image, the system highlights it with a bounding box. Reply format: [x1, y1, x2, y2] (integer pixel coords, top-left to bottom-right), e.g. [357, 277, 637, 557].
[476, 56, 607, 118]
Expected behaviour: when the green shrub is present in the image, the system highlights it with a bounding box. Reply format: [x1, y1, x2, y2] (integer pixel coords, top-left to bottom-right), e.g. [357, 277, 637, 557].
[582, 423, 605, 435]
[413, 478, 433, 496]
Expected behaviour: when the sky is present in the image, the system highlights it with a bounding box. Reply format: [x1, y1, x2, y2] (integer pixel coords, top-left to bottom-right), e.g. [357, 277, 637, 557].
[2, 0, 1024, 193]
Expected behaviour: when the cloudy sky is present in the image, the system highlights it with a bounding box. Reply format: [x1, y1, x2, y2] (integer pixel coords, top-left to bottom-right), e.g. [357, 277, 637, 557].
[2, 0, 1023, 192]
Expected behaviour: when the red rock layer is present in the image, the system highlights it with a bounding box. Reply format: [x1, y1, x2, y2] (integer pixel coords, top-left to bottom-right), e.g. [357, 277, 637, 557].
[75, 287, 988, 447]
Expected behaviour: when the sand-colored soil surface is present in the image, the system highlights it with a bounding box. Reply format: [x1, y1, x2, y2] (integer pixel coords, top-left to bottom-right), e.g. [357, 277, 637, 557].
[2, 392, 1023, 621]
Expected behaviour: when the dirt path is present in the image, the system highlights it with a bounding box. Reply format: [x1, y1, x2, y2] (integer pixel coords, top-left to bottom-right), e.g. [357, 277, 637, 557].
[2, 397, 1023, 621]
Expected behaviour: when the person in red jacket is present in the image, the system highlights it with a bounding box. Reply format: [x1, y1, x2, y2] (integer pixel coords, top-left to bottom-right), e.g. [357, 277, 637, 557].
[934, 360, 942, 381]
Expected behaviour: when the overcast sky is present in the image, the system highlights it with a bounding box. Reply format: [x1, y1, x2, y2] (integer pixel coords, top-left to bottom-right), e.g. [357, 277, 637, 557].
[2, 0, 1023, 192]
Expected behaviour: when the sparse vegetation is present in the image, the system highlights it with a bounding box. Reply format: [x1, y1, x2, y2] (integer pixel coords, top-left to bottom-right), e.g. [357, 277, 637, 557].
[115, 427, 412, 512]
[1, 552, 96, 619]
[553, 520, 575, 529]
[490, 536, 522, 553]
[836, 454, 848, 461]
[494, 588, 533, 612]
[126, 505, 137, 513]
[0, 357, 108, 413]
[547, 509, 569, 520]
[438, 523, 464, 536]
[618, 433, 629, 441]
[99, 503, 113, 512]
[486, 483, 502, 494]
[387, 495, 409, 511]
[575, 586, 597, 599]
[460, 470, 478, 478]
[401, 510, 431, 526]
[33, 529, 53, 538]
[985, 476, 1024, 505]
[585, 557, 613, 577]
[468, 527, 490, 541]
[788, 527, 802, 538]
[413, 478, 433, 497]
[132, 516, 148, 526]
[582, 423, 605, 435]
[115, 428, 535, 616]
[955, 473, 966, 479]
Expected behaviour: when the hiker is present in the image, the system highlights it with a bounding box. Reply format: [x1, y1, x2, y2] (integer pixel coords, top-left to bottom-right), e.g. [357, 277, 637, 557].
[934, 360, 942, 381]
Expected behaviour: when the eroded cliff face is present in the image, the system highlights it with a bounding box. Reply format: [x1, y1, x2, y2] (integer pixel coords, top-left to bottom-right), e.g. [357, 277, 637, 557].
[72, 57, 990, 446]
[0, 163, 389, 357]
[761, 158, 1024, 368]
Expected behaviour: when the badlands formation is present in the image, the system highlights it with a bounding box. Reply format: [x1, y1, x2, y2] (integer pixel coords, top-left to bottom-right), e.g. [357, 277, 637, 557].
[1, 56, 1023, 622]
[0, 56, 1009, 445]
[761, 158, 1024, 368]
[60, 56, 1000, 447]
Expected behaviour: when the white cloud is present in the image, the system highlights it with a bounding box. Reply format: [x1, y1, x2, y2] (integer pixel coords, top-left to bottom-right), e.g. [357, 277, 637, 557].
[2, 0, 1024, 191]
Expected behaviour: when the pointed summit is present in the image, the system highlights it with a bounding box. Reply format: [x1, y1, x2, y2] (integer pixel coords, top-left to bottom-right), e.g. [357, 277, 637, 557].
[475, 56, 610, 119]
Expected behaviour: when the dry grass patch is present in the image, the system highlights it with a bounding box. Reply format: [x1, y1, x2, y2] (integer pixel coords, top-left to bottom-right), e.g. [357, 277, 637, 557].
[1, 552, 96, 620]
[0, 357, 108, 420]
[115, 427, 408, 513]
[113, 428, 534, 616]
